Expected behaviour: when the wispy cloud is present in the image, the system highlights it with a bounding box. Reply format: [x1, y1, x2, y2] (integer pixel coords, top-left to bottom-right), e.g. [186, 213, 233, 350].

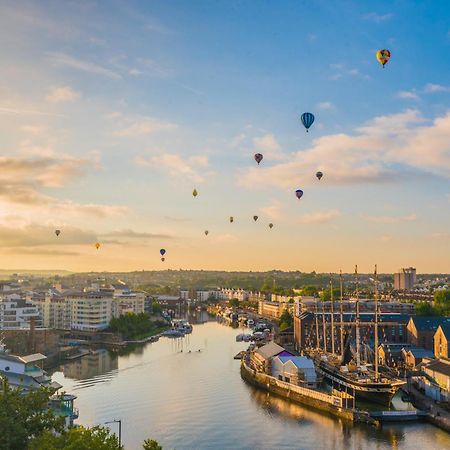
[363, 12, 393, 23]
[238, 109, 450, 189]
[397, 90, 420, 100]
[297, 209, 341, 224]
[363, 213, 416, 224]
[424, 83, 450, 93]
[0, 107, 62, 117]
[215, 233, 239, 243]
[379, 235, 393, 242]
[102, 229, 171, 239]
[317, 101, 335, 110]
[46, 86, 81, 103]
[260, 200, 284, 220]
[253, 134, 286, 161]
[114, 117, 177, 137]
[429, 232, 450, 240]
[135, 153, 212, 183]
[47, 52, 121, 79]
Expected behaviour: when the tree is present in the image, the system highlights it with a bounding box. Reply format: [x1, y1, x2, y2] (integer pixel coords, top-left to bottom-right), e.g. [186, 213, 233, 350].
[320, 287, 341, 302]
[143, 439, 163, 450]
[434, 290, 450, 316]
[151, 301, 162, 314]
[279, 309, 293, 331]
[229, 298, 240, 308]
[415, 301, 435, 316]
[29, 426, 122, 450]
[0, 378, 65, 450]
[300, 285, 318, 296]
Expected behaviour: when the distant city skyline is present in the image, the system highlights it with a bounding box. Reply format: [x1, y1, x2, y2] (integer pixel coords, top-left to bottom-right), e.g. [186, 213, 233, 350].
[0, 1, 449, 272]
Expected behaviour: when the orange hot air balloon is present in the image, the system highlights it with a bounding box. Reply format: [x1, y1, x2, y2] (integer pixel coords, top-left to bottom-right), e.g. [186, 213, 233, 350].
[95, 242, 100, 250]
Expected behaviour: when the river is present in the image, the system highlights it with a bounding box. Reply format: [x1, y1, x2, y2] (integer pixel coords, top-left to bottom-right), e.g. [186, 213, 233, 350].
[52, 315, 450, 450]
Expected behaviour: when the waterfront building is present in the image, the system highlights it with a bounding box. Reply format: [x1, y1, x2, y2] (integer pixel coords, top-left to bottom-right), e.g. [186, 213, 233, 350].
[66, 291, 113, 332]
[0, 295, 41, 330]
[28, 292, 70, 330]
[258, 300, 294, 319]
[402, 347, 434, 369]
[393, 267, 416, 291]
[377, 343, 411, 367]
[406, 316, 450, 351]
[156, 295, 183, 307]
[251, 342, 292, 374]
[271, 355, 317, 388]
[434, 324, 450, 359]
[417, 357, 450, 402]
[218, 288, 249, 301]
[111, 291, 145, 318]
[0, 350, 78, 427]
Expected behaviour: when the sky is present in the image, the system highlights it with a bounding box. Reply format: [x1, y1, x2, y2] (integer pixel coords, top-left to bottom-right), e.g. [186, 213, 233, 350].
[0, 0, 449, 273]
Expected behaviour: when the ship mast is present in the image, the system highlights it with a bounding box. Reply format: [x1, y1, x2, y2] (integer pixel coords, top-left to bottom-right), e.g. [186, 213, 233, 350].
[374, 264, 379, 381]
[315, 295, 320, 350]
[322, 296, 327, 352]
[340, 270, 344, 358]
[330, 276, 335, 355]
[355, 265, 361, 369]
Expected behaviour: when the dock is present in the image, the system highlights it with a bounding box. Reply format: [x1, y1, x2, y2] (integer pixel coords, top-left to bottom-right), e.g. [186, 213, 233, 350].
[369, 410, 427, 422]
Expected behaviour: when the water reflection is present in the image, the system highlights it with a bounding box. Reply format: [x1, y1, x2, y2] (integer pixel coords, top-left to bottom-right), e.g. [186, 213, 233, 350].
[62, 349, 118, 382]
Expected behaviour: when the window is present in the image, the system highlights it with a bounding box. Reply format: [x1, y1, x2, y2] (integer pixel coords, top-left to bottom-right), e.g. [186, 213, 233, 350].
[284, 377, 290, 383]
[278, 375, 283, 381]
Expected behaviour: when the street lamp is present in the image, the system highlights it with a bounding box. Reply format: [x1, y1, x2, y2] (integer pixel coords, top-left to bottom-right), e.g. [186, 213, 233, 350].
[105, 419, 122, 447]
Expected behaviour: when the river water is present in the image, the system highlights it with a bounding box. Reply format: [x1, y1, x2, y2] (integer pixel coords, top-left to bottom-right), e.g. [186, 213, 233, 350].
[52, 315, 450, 450]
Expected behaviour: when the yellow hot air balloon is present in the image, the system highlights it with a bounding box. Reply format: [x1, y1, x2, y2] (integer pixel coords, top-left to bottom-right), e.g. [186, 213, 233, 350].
[376, 49, 391, 67]
[192, 188, 198, 198]
[95, 242, 100, 250]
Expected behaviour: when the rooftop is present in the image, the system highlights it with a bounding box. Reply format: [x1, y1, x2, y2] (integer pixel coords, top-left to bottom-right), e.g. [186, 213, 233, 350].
[410, 316, 450, 331]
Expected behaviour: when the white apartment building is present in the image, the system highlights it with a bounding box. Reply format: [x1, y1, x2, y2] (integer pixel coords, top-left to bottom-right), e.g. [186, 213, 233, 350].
[111, 292, 145, 318]
[67, 292, 113, 332]
[219, 288, 249, 301]
[0, 295, 41, 330]
[28, 292, 70, 330]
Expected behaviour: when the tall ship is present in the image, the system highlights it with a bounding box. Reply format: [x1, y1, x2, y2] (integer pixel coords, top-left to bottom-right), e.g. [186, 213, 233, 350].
[307, 266, 405, 406]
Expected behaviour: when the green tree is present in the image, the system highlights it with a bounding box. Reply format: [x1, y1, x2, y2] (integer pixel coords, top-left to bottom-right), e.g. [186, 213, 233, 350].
[300, 285, 318, 296]
[143, 439, 163, 450]
[434, 290, 450, 316]
[0, 378, 64, 450]
[151, 301, 163, 314]
[320, 287, 341, 302]
[279, 309, 293, 331]
[415, 301, 435, 316]
[229, 298, 240, 308]
[29, 426, 122, 450]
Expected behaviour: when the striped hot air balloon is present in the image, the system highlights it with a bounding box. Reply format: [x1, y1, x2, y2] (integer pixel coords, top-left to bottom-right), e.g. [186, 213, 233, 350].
[301, 112, 315, 132]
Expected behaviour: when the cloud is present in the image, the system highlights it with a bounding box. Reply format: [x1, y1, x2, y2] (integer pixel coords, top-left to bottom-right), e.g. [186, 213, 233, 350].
[0, 153, 127, 218]
[238, 109, 450, 189]
[397, 90, 420, 100]
[297, 209, 341, 224]
[0, 224, 97, 248]
[135, 58, 174, 78]
[135, 153, 212, 183]
[5, 248, 80, 256]
[47, 52, 121, 79]
[317, 101, 335, 110]
[46, 86, 81, 103]
[379, 235, 393, 242]
[253, 134, 286, 161]
[0, 107, 62, 117]
[215, 233, 239, 243]
[363, 213, 416, 224]
[102, 229, 172, 239]
[164, 216, 191, 223]
[329, 64, 365, 81]
[114, 117, 177, 137]
[424, 83, 450, 93]
[429, 232, 450, 240]
[363, 12, 393, 23]
[260, 200, 284, 220]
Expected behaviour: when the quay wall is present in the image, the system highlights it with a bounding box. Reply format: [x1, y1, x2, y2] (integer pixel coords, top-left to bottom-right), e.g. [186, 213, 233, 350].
[240, 361, 354, 422]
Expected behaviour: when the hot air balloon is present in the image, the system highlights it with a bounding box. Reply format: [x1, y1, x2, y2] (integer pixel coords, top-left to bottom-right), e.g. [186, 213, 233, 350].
[160, 249, 166, 256]
[230, 216, 234, 223]
[253, 215, 258, 222]
[204, 230, 209, 236]
[55, 229, 61, 237]
[301, 112, 315, 132]
[269, 223, 274, 229]
[95, 242, 100, 250]
[254, 153, 263, 165]
[376, 49, 391, 67]
[295, 189, 304, 200]
[192, 189, 198, 198]
[316, 171, 323, 180]
[161, 257, 165, 262]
